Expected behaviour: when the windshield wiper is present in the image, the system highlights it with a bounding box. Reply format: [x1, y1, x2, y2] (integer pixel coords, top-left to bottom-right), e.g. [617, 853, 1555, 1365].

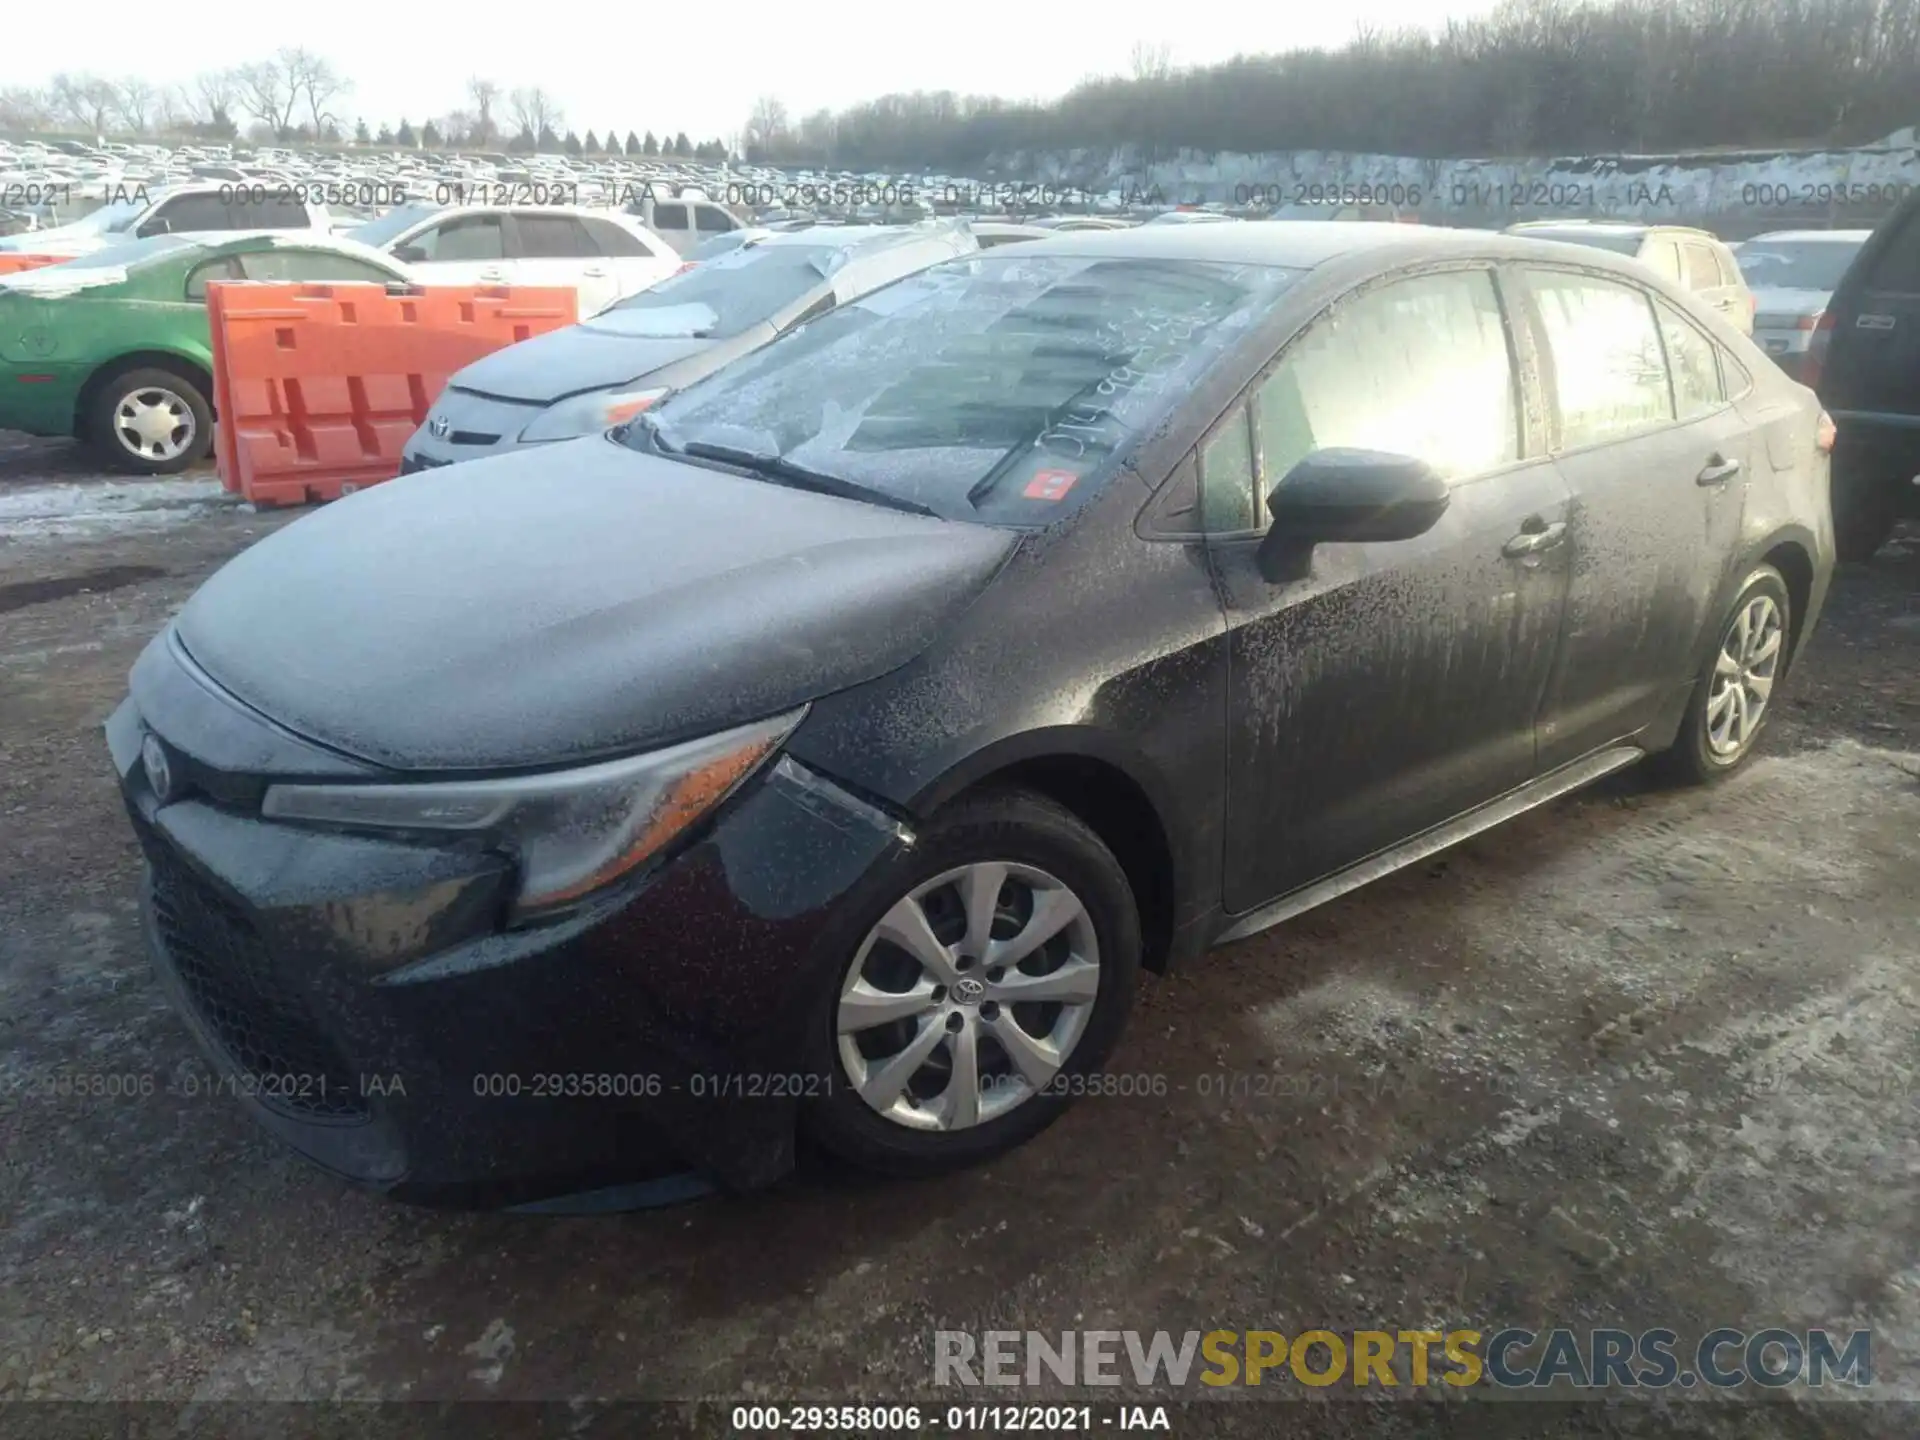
[678, 441, 940, 518]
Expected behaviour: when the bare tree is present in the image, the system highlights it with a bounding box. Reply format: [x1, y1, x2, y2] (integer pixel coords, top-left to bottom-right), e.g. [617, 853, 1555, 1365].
[113, 77, 158, 135]
[234, 58, 298, 134]
[51, 74, 118, 135]
[743, 95, 791, 158]
[1129, 41, 1174, 82]
[467, 77, 501, 145]
[280, 48, 350, 134]
[0, 86, 55, 132]
[508, 86, 564, 140]
[190, 69, 241, 127]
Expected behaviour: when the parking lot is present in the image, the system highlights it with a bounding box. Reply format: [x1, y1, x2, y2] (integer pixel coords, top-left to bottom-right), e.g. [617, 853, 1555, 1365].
[2, 433, 1919, 1432]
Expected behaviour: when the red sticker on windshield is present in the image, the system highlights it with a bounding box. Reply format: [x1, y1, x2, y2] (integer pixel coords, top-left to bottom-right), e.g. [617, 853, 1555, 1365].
[1024, 469, 1079, 502]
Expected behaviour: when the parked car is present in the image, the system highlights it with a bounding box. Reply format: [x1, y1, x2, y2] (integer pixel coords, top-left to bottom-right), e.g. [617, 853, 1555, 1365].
[1145, 209, 1241, 224]
[0, 232, 412, 473]
[1733, 230, 1870, 382]
[1029, 216, 1135, 232]
[110, 222, 1832, 1208]
[1815, 191, 1920, 558]
[967, 221, 1055, 248]
[399, 221, 976, 470]
[350, 204, 680, 318]
[628, 194, 747, 257]
[0, 182, 331, 258]
[1505, 221, 1754, 335]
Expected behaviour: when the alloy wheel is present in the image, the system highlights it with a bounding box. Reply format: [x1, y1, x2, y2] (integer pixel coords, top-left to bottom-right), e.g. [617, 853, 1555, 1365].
[1705, 592, 1783, 758]
[836, 861, 1101, 1132]
[113, 387, 196, 464]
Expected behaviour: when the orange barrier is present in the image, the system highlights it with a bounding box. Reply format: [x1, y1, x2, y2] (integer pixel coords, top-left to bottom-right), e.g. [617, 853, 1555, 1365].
[206, 282, 578, 507]
[0, 254, 66, 275]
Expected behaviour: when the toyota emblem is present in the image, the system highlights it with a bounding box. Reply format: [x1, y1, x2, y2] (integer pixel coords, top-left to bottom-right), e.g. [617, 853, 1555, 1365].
[141, 733, 175, 803]
[952, 976, 986, 1005]
[428, 415, 451, 439]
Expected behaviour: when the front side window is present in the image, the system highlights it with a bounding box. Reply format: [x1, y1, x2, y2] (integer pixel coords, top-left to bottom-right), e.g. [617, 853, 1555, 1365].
[651, 203, 689, 231]
[629, 254, 1304, 526]
[229, 196, 308, 229]
[694, 205, 734, 233]
[583, 217, 654, 257]
[412, 215, 504, 262]
[1526, 269, 1673, 449]
[150, 193, 231, 233]
[1250, 268, 1519, 512]
[1655, 299, 1725, 420]
[514, 214, 597, 258]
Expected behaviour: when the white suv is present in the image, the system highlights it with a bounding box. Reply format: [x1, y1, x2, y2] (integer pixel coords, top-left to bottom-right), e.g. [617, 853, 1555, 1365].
[357, 205, 682, 317]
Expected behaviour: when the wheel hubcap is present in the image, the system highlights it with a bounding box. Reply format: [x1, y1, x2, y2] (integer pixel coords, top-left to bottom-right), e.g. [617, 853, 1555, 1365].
[114, 387, 194, 462]
[1705, 593, 1782, 757]
[836, 861, 1100, 1132]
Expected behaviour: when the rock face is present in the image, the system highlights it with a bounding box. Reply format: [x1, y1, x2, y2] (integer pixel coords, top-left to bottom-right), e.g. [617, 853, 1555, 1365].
[988, 132, 1920, 234]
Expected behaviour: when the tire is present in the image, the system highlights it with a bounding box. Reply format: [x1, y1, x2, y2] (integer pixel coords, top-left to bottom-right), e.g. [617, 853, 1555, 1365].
[86, 365, 213, 475]
[800, 788, 1141, 1177]
[1651, 564, 1791, 786]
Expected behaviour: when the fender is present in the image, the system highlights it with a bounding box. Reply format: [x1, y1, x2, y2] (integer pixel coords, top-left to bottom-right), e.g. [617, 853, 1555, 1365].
[1689, 522, 1824, 684]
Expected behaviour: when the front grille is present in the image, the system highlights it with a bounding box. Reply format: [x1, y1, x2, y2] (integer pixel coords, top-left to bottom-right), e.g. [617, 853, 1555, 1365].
[449, 430, 499, 446]
[141, 826, 368, 1121]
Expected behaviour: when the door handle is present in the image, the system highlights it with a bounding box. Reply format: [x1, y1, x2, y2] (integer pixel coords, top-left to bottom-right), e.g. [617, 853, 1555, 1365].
[479, 267, 506, 280]
[582, 266, 608, 277]
[1502, 520, 1567, 557]
[1697, 455, 1742, 486]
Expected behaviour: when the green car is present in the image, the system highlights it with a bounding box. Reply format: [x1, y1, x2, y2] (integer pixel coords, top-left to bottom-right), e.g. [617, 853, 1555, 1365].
[0, 232, 412, 474]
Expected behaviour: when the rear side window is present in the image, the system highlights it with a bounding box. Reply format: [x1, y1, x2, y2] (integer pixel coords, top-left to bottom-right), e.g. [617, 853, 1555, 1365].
[1682, 243, 1721, 290]
[1864, 208, 1920, 293]
[1526, 269, 1673, 448]
[651, 203, 689, 231]
[237, 250, 398, 284]
[513, 214, 597, 258]
[583, 217, 655, 257]
[1654, 299, 1725, 420]
[1714, 246, 1743, 287]
[1640, 239, 1684, 285]
[184, 255, 243, 300]
[1251, 267, 1519, 499]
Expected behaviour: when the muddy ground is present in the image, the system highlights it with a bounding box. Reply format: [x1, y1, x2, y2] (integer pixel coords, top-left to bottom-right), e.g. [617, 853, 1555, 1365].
[2, 434, 1919, 1438]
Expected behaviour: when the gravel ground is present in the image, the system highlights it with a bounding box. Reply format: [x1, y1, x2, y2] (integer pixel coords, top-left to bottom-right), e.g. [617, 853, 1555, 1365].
[3, 434, 1919, 1438]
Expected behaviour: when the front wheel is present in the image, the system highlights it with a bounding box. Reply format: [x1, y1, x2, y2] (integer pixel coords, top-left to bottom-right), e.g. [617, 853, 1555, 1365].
[800, 789, 1140, 1177]
[1651, 564, 1790, 786]
[87, 366, 213, 475]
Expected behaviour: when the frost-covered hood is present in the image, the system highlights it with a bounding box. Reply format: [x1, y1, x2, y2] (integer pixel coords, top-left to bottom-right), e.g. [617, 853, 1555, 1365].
[447, 317, 719, 404]
[0, 225, 105, 257]
[171, 436, 1017, 772]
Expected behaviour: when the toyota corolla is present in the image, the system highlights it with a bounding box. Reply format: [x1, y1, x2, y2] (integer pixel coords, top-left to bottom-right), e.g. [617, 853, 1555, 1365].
[108, 223, 1834, 1208]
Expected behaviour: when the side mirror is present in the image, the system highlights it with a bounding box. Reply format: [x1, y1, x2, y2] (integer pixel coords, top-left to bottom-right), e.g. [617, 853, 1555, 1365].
[392, 243, 426, 263]
[1260, 448, 1449, 557]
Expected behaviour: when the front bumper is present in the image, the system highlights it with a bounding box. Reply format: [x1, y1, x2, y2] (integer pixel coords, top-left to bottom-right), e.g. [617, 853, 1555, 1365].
[108, 692, 911, 1209]
[400, 387, 548, 471]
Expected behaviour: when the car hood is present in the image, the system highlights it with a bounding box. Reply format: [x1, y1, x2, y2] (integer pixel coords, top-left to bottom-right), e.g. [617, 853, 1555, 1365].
[171, 437, 1017, 772]
[0, 227, 101, 256]
[1748, 286, 1832, 318]
[448, 316, 721, 403]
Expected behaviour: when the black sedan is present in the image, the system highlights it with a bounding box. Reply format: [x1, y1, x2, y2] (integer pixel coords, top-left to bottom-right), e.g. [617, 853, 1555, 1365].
[109, 222, 1836, 1208]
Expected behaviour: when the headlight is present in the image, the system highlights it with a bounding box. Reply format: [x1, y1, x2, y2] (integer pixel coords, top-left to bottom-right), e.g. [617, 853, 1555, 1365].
[261, 708, 804, 918]
[517, 385, 669, 443]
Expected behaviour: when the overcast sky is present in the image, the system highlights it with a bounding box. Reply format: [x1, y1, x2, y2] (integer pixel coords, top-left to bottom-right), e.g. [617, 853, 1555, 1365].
[4, 0, 1495, 145]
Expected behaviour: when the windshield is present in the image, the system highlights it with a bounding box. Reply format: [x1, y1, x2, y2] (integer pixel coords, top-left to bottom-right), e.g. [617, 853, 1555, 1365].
[1735, 239, 1864, 292]
[606, 243, 843, 337]
[687, 231, 756, 262]
[70, 199, 147, 236]
[349, 204, 443, 249]
[627, 253, 1304, 525]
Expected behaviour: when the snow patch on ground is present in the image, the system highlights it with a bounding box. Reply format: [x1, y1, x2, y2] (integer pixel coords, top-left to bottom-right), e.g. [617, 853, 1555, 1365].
[0, 477, 232, 545]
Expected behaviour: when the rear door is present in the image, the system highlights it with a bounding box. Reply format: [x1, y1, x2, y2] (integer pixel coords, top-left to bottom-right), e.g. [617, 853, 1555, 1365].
[581, 215, 679, 300]
[506, 211, 616, 314]
[1208, 264, 1573, 910]
[1520, 266, 1749, 767]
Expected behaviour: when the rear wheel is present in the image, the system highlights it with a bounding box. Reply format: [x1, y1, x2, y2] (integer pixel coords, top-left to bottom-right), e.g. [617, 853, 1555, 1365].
[87, 365, 213, 475]
[1651, 564, 1790, 786]
[800, 789, 1140, 1176]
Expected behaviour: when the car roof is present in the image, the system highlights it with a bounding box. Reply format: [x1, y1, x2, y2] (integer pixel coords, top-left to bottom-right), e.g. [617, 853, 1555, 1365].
[1744, 229, 1873, 243]
[1508, 220, 1728, 243]
[189, 230, 407, 265]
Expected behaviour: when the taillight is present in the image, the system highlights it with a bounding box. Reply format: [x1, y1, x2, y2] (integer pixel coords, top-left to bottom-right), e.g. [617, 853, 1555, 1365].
[1815, 409, 1836, 454]
[1801, 310, 1837, 389]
